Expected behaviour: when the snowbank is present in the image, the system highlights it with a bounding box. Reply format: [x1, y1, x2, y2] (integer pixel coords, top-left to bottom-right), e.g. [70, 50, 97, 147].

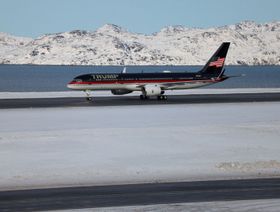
[0, 102, 280, 190]
[1, 88, 280, 99]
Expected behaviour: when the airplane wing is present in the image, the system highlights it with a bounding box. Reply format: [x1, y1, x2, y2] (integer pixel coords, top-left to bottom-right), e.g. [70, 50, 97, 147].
[136, 81, 192, 90]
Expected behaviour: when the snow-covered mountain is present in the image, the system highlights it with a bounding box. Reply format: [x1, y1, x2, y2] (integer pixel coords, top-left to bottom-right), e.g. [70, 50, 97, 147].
[1, 21, 280, 65]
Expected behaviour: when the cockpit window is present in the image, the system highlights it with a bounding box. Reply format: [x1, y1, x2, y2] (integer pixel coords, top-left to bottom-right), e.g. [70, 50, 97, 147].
[73, 78, 82, 82]
[73, 74, 91, 82]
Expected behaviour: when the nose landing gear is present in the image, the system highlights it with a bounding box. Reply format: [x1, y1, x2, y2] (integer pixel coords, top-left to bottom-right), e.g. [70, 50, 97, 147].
[84, 90, 92, 101]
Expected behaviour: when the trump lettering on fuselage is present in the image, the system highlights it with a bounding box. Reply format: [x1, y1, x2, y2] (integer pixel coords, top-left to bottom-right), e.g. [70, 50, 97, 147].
[92, 74, 119, 81]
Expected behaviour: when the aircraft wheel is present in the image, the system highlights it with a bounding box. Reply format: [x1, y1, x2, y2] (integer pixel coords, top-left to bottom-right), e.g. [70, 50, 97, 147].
[157, 95, 167, 100]
[140, 95, 149, 100]
[86, 97, 92, 101]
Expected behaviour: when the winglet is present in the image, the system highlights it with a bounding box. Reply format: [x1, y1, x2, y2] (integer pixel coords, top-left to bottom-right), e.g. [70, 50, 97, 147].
[122, 67, 127, 74]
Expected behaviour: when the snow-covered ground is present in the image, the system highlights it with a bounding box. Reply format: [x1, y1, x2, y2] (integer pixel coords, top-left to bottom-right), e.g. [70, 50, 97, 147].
[0, 102, 280, 190]
[1, 88, 280, 99]
[59, 199, 280, 212]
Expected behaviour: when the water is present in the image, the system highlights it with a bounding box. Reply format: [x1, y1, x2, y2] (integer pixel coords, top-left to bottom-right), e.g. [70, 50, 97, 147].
[0, 65, 279, 92]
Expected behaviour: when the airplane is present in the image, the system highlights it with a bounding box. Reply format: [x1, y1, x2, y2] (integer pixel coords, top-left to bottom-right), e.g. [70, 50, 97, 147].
[67, 42, 230, 101]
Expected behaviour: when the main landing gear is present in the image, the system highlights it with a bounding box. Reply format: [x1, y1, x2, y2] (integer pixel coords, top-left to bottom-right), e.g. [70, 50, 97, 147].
[157, 95, 167, 100]
[140, 94, 149, 100]
[139, 94, 167, 100]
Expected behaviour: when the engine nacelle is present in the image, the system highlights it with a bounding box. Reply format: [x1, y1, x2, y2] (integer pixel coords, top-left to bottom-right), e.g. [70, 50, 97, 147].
[111, 89, 133, 95]
[143, 84, 162, 96]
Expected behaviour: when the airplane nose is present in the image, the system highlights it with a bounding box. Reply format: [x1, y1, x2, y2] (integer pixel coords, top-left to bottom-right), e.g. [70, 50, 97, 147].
[67, 81, 75, 89]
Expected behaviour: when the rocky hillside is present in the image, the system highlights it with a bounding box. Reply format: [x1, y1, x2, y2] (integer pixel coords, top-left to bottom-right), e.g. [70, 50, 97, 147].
[1, 21, 280, 65]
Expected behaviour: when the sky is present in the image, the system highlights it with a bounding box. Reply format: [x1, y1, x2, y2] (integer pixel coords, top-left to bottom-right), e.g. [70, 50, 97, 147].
[0, 0, 280, 38]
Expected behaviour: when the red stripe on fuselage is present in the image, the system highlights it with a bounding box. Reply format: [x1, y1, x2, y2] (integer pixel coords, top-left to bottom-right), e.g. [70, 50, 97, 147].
[69, 78, 223, 85]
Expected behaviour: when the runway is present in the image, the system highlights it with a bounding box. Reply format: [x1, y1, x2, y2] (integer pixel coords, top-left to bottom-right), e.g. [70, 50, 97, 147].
[1, 92, 280, 109]
[0, 178, 280, 211]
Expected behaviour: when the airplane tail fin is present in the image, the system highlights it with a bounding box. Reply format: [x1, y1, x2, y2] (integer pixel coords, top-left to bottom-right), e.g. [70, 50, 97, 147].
[199, 42, 230, 77]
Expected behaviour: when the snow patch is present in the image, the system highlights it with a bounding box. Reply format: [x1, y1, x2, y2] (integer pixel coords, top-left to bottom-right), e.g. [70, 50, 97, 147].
[62, 199, 280, 212]
[217, 160, 280, 172]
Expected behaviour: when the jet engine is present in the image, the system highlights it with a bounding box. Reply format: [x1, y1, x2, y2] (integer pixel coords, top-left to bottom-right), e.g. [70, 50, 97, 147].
[111, 89, 133, 95]
[143, 84, 162, 96]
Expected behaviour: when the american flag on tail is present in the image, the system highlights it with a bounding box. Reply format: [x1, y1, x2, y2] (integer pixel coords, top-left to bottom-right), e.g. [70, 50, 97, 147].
[209, 57, 225, 67]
